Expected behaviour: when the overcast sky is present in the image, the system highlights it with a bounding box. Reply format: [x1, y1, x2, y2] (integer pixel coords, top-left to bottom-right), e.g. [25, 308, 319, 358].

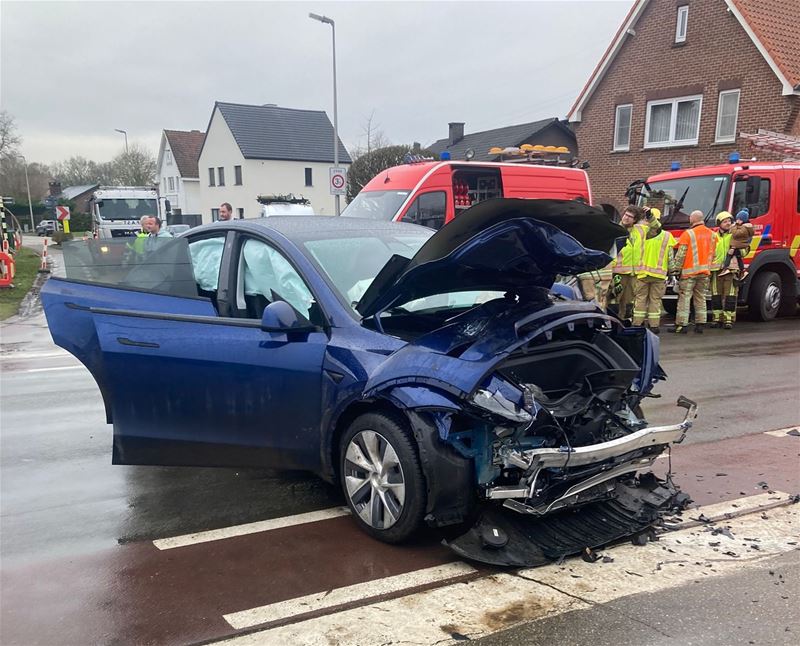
[2, 0, 630, 165]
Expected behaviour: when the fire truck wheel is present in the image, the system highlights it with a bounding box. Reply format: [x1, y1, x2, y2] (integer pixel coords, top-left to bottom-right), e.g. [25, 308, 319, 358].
[748, 271, 781, 322]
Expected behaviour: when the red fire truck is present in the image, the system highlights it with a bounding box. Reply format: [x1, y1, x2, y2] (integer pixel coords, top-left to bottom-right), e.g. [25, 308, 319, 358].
[632, 158, 800, 320]
[343, 149, 592, 230]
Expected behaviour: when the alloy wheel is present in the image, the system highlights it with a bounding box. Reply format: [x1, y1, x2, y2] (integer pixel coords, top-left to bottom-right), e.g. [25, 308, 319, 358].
[343, 430, 406, 530]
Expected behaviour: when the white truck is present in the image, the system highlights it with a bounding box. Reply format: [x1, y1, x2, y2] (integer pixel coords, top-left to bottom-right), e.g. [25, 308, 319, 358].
[89, 186, 160, 239]
[256, 194, 313, 217]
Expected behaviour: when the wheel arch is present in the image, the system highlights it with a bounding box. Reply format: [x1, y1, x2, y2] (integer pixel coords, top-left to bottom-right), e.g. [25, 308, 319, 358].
[740, 250, 797, 303]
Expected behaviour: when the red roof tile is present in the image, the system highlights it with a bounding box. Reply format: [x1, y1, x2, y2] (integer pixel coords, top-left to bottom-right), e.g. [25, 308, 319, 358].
[730, 0, 800, 88]
[164, 130, 206, 179]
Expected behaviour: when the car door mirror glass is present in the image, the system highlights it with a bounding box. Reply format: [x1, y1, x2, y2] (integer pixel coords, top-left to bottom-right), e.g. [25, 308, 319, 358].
[261, 300, 316, 333]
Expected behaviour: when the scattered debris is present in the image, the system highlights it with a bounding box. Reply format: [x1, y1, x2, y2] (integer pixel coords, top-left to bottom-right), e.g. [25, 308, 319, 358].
[709, 541, 721, 547]
[722, 551, 739, 557]
[625, 570, 644, 577]
[581, 547, 601, 563]
[715, 473, 728, 477]
[694, 513, 712, 523]
[757, 481, 770, 490]
[786, 429, 800, 437]
[602, 555, 614, 563]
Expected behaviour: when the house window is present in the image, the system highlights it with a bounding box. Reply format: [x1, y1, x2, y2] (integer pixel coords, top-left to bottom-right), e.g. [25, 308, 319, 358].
[234, 165, 242, 185]
[715, 89, 740, 143]
[613, 104, 633, 151]
[166, 150, 173, 165]
[238, 208, 244, 219]
[217, 167, 225, 186]
[305, 168, 313, 187]
[675, 6, 688, 43]
[208, 168, 215, 187]
[211, 208, 220, 221]
[645, 95, 702, 148]
[168, 177, 175, 191]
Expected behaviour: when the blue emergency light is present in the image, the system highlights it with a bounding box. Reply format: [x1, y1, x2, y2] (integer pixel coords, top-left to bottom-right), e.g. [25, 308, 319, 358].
[670, 161, 681, 171]
[440, 151, 451, 161]
[728, 152, 740, 163]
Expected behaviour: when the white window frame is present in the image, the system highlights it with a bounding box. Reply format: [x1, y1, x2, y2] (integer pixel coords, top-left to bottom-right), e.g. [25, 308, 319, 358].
[644, 94, 703, 149]
[168, 177, 174, 191]
[675, 5, 688, 43]
[166, 150, 173, 165]
[715, 89, 740, 143]
[613, 104, 633, 151]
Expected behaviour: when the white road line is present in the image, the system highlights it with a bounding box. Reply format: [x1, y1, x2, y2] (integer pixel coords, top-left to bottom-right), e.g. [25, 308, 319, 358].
[764, 426, 800, 437]
[153, 506, 352, 550]
[224, 562, 477, 630]
[215, 500, 800, 645]
[23, 365, 84, 373]
[0, 350, 69, 361]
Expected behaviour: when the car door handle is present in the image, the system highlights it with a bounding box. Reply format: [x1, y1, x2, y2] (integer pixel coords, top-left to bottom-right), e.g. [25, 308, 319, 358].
[117, 337, 160, 349]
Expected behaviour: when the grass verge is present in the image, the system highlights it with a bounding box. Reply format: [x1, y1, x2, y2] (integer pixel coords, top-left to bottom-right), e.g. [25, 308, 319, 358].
[0, 248, 42, 320]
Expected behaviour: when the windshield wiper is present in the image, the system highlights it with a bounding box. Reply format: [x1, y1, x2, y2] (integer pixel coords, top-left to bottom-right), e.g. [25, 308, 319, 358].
[706, 180, 725, 220]
[663, 186, 691, 225]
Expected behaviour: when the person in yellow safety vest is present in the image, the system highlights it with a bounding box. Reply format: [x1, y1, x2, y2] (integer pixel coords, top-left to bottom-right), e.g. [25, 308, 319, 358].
[612, 205, 648, 322]
[670, 210, 718, 334]
[123, 216, 150, 264]
[710, 211, 737, 329]
[632, 208, 675, 334]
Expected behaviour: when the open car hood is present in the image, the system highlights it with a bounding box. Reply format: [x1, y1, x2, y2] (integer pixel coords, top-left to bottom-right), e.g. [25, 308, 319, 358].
[356, 198, 625, 318]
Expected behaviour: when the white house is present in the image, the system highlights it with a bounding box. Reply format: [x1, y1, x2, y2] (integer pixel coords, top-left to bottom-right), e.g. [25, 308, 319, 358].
[155, 129, 205, 221]
[198, 102, 352, 222]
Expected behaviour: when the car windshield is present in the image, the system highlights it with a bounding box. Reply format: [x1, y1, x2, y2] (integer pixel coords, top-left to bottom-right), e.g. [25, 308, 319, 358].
[342, 190, 410, 220]
[98, 198, 159, 221]
[303, 231, 430, 310]
[638, 175, 730, 229]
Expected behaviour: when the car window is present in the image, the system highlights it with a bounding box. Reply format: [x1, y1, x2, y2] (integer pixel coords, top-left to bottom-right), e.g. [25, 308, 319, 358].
[403, 192, 446, 230]
[188, 236, 225, 292]
[237, 238, 316, 321]
[731, 177, 771, 219]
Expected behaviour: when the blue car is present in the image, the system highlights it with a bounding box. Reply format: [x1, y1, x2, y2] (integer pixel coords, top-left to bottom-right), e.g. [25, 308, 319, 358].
[42, 199, 696, 566]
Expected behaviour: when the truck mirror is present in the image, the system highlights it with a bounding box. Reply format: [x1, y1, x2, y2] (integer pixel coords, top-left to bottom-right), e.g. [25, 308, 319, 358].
[745, 176, 761, 197]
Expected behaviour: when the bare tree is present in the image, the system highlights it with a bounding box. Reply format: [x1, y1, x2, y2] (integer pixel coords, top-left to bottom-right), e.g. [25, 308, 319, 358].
[110, 143, 157, 185]
[50, 156, 100, 186]
[0, 156, 50, 203]
[0, 111, 22, 160]
[351, 110, 390, 160]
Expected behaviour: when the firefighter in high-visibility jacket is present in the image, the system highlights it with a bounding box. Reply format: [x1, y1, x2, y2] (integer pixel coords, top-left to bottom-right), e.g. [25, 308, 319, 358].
[612, 205, 648, 321]
[577, 259, 614, 312]
[632, 208, 675, 334]
[710, 211, 737, 329]
[670, 210, 717, 334]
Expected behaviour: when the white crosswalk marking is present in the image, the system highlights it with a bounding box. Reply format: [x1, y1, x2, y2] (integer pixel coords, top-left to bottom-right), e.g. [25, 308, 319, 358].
[214, 494, 799, 646]
[224, 562, 477, 629]
[153, 507, 352, 550]
[764, 426, 800, 437]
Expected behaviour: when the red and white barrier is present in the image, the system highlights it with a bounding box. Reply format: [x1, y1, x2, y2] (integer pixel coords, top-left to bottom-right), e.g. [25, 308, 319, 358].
[38, 238, 50, 273]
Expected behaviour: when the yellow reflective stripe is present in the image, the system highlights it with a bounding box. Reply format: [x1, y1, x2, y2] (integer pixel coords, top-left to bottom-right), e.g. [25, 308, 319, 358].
[745, 236, 761, 259]
[790, 235, 800, 257]
[656, 232, 671, 269]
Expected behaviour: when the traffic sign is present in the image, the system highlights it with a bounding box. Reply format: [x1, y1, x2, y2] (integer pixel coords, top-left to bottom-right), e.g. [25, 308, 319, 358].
[56, 205, 71, 221]
[329, 167, 347, 196]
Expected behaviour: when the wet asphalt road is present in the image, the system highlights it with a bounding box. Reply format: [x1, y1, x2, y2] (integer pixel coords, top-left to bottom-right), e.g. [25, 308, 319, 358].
[1, 240, 798, 644]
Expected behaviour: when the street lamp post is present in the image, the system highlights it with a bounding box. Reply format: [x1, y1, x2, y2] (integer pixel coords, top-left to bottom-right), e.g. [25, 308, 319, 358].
[16, 154, 34, 231]
[115, 128, 129, 153]
[309, 12, 340, 216]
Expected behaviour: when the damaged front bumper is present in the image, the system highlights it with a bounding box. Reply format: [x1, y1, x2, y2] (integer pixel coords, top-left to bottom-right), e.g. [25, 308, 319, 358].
[487, 396, 697, 515]
[445, 397, 698, 567]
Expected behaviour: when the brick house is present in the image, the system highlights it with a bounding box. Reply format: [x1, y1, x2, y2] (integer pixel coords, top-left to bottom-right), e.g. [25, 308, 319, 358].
[568, 0, 800, 211]
[428, 118, 577, 162]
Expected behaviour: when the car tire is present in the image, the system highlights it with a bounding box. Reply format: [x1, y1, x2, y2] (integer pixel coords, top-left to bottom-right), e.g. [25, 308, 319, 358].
[339, 412, 426, 543]
[748, 271, 781, 321]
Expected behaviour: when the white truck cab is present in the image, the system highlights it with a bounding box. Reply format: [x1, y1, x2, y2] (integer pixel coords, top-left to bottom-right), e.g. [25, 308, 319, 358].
[256, 194, 314, 217]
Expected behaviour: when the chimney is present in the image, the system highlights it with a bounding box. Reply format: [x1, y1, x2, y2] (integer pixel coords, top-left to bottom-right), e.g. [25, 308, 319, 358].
[49, 181, 62, 197]
[448, 122, 465, 145]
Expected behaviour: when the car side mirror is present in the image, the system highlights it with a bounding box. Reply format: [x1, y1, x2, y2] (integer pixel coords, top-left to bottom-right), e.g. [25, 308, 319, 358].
[260, 300, 317, 333]
[745, 176, 761, 198]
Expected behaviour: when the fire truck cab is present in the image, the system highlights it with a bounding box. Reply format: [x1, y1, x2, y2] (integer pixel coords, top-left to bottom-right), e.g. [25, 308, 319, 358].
[636, 160, 800, 320]
[344, 151, 593, 230]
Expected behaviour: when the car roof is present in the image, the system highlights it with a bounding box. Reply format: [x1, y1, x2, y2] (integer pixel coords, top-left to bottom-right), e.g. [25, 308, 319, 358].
[204, 215, 433, 239]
